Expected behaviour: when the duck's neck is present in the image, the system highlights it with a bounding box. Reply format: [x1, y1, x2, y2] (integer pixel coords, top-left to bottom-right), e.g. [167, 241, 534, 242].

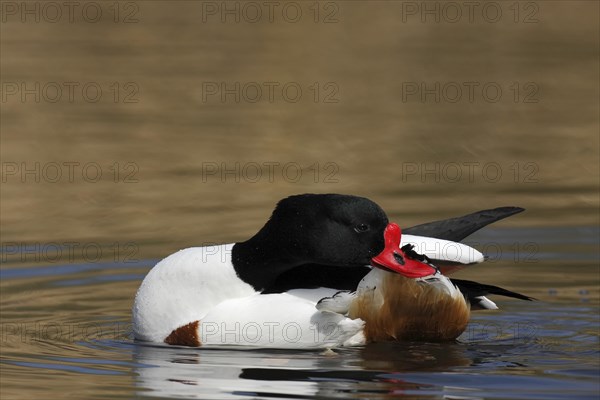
[232, 233, 304, 292]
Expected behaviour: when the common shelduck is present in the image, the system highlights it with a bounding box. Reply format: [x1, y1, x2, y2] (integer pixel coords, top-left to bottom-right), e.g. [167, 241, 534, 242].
[132, 194, 532, 348]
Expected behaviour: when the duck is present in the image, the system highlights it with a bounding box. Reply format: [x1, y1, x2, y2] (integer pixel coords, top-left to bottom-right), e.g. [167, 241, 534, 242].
[132, 193, 532, 348]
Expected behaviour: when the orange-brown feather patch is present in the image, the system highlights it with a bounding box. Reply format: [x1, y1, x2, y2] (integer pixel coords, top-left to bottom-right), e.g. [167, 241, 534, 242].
[349, 273, 470, 342]
[165, 321, 201, 347]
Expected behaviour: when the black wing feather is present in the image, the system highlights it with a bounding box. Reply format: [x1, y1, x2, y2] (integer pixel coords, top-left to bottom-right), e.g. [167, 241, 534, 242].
[404, 207, 525, 242]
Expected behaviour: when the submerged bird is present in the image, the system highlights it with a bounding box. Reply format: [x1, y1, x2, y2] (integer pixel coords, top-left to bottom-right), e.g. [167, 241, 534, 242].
[132, 194, 532, 348]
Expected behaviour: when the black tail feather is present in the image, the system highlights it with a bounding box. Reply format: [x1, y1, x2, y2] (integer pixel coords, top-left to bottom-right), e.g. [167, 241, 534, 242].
[451, 278, 535, 301]
[404, 207, 525, 242]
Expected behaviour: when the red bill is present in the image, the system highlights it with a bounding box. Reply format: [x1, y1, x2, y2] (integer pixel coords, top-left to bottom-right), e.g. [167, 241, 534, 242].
[371, 223, 437, 278]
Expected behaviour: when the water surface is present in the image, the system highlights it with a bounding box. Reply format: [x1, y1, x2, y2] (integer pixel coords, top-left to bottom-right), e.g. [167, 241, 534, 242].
[1, 227, 598, 399]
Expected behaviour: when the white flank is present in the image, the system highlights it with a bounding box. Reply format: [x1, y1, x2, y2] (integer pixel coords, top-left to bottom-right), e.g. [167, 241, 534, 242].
[200, 293, 365, 348]
[133, 245, 256, 343]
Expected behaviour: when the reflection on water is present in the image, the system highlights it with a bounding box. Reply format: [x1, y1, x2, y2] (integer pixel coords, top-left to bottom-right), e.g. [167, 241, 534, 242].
[1, 0, 599, 399]
[132, 343, 473, 399]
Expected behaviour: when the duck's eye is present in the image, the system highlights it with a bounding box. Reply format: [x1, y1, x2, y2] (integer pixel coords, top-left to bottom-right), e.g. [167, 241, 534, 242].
[354, 224, 370, 233]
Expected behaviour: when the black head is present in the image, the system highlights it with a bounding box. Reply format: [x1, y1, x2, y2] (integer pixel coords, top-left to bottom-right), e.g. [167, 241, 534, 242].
[252, 193, 389, 267]
[232, 193, 390, 291]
